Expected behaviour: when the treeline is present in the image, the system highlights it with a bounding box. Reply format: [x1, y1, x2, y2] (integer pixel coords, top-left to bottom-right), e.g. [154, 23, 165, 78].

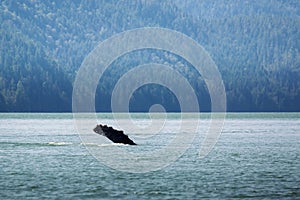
[0, 22, 72, 111]
[0, 0, 299, 112]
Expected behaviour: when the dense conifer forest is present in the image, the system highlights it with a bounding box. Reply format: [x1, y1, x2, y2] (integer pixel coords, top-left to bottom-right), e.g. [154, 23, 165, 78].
[0, 0, 299, 112]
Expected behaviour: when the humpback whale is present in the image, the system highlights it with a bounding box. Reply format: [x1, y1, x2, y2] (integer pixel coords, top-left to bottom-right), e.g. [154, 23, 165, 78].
[93, 124, 137, 145]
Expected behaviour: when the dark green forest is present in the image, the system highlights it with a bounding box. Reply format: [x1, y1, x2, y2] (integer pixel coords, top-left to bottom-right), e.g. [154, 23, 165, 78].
[0, 0, 299, 112]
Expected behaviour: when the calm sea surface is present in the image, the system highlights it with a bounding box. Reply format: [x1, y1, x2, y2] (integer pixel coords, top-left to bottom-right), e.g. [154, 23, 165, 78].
[0, 113, 299, 199]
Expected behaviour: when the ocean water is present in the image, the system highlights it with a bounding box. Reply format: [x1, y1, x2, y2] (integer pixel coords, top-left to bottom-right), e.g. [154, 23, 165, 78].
[0, 113, 299, 199]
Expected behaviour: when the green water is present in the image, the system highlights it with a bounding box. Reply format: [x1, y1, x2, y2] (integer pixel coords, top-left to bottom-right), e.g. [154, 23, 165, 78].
[0, 113, 299, 199]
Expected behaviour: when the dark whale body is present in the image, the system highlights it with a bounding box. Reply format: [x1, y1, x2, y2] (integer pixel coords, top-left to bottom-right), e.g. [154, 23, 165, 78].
[93, 124, 136, 145]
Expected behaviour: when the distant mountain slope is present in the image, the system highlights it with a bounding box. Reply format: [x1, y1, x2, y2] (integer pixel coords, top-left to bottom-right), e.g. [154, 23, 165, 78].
[0, 0, 299, 111]
[175, 0, 300, 18]
[0, 16, 72, 111]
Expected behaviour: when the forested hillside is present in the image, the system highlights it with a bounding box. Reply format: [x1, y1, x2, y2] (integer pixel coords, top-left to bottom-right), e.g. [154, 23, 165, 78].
[0, 0, 299, 112]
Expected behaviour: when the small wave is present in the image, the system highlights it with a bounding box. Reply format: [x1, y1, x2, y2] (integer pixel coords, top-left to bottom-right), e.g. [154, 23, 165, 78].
[47, 142, 72, 146]
[1, 141, 72, 147]
[81, 143, 126, 147]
